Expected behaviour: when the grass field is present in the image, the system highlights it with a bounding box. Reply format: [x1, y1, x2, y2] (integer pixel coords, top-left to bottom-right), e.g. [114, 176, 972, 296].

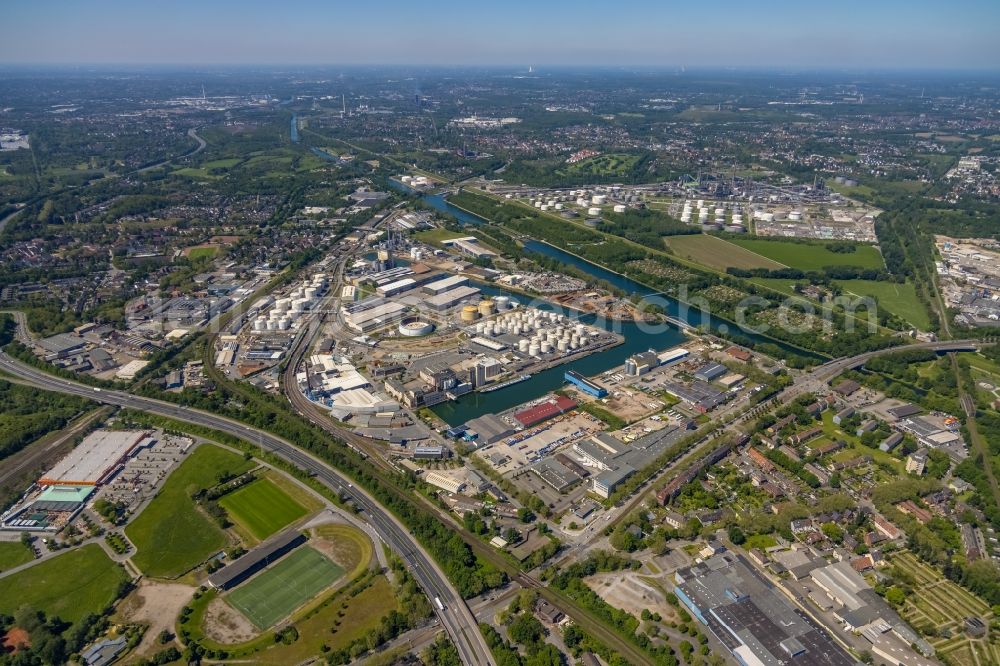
[891, 551, 999, 666]
[835, 279, 931, 330]
[0, 541, 34, 572]
[219, 478, 309, 541]
[227, 547, 343, 629]
[255, 575, 398, 665]
[126, 444, 253, 578]
[664, 234, 785, 271]
[0, 544, 128, 623]
[186, 246, 218, 260]
[412, 227, 468, 246]
[730, 238, 884, 270]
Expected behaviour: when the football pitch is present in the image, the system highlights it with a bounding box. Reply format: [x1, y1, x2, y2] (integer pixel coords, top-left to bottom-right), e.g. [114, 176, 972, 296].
[219, 477, 309, 541]
[227, 546, 343, 629]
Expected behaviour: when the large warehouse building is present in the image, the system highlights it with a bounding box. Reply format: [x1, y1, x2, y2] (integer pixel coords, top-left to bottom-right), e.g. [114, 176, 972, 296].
[39, 430, 154, 486]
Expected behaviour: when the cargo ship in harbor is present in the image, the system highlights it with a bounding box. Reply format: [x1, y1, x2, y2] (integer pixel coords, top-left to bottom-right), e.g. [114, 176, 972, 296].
[479, 373, 532, 393]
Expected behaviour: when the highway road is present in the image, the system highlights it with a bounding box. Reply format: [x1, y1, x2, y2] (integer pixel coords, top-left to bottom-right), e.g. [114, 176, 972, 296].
[0, 351, 495, 666]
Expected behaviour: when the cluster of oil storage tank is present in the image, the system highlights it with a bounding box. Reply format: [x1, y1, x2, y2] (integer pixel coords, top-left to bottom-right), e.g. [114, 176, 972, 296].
[679, 200, 745, 232]
[253, 273, 327, 332]
[473, 308, 595, 357]
[532, 194, 574, 211]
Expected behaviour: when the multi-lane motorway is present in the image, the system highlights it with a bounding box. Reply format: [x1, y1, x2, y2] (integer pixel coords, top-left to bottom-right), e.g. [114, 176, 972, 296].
[0, 351, 495, 666]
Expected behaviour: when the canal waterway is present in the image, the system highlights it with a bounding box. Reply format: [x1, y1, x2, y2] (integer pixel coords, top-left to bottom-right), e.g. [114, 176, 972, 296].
[396, 184, 821, 424]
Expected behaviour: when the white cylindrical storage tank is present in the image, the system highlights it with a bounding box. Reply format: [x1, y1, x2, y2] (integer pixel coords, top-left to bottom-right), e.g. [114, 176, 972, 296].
[613, 204, 627, 213]
[541, 205, 549, 211]
[519, 339, 530, 353]
[541, 342, 552, 354]
[575, 324, 585, 336]
[715, 208, 724, 216]
[266, 319, 278, 331]
[278, 318, 291, 330]
[587, 207, 601, 216]
[305, 287, 318, 300]
[534, 201, 543, 208]
[529, 343, 540, 357]
[557, 340, 568, 352]
[495, 296, 510, 310]
[570, 341, 579, 350]
[576, 198, 588, 206]
[475, 322, 486, 334]
[579, 336, 589, 346]
[696, 199, 704, 208]
[554, 203, 564, 210]
[592, 195, 607, 205]
[254, 318, 266, 332]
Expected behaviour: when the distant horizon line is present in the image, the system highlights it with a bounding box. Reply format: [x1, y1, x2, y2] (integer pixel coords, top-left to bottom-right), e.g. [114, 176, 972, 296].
[0, 62, 999, 75]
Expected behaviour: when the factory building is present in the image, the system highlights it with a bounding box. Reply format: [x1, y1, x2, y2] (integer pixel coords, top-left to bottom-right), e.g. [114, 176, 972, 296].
[674, 551, 855, 666]
[424, 471, 466, 494]
[424, 286, 481, 311]
[473, 357, 504, 387]
[39, 430, 154, 487]
[513, 396, 578, 428]
[343, 300, 409, 333]
[624, 350, 660, 376]
[423, 274, 469, 295]
[564, 370, 607, 397]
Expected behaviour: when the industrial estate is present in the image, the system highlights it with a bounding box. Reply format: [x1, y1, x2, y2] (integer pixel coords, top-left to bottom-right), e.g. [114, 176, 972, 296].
[1, 13, 1000, 666]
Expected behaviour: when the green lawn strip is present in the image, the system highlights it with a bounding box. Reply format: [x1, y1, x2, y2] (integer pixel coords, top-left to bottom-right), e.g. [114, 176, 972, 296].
[0, 541, 34, 572]
[219, 477, 309, 541]
[126, 444, 253, 578]
[0, 544, 128, 623]
[227, 546, 343, 630]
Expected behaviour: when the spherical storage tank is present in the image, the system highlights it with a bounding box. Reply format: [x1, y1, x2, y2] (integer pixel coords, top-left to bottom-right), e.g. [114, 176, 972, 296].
[461, 306, 479, 323]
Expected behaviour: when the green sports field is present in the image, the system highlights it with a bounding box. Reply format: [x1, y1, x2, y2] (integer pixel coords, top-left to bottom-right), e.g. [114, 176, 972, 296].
[219, 478, 309, 541]
[730, 238, 884, 270]
[0, 544, 128, 623]
[126, 444, 253, 578]
[227, 546, 343, 629]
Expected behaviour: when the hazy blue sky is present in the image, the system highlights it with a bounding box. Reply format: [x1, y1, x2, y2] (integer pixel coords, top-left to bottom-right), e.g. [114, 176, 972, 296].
[2, 0, 998, 69]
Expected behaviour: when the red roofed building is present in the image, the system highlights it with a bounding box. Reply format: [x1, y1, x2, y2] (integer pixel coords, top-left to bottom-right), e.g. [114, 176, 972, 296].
[726, 346, 752, 362]
[872, 514, 903, 541]
[747, 447, 776, 473]
[514, 396, 577, 428]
